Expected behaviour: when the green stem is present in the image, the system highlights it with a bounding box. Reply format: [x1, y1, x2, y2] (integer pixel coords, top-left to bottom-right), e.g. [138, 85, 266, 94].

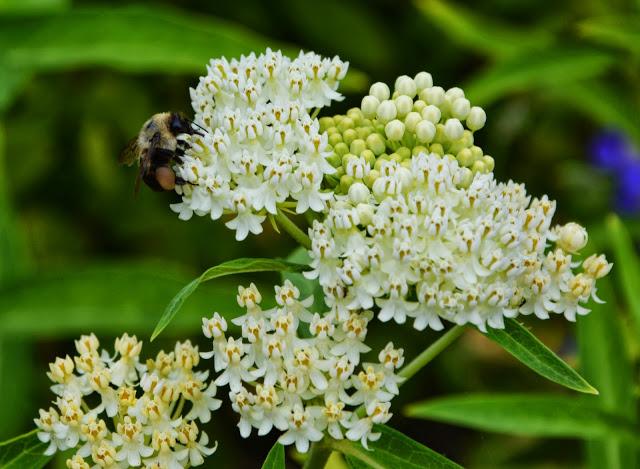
[302, 441, 332, 469]
[275, 208, 312, 249]
[398, 325, 465, 380]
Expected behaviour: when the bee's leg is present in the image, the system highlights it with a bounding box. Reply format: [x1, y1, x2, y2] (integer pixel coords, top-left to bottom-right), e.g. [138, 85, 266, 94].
[175, 176, 188, 186]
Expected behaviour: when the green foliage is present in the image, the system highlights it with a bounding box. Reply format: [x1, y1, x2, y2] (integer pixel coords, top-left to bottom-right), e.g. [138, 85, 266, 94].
[415, 0, 553, 58]
[483, 318, 597, 394]
[405, 394, 639, 442]
[606, 214, 640, 335]
[334, 425, 462, 469]
[577, 277, 637, 469]
[151, 258, 308, 341]
[465, 47, 615, 105]
[0, 261, 243, 337]
[579, 16, 640, 56]
[0, 430, 52, 468]
[261, 442, 286, 469]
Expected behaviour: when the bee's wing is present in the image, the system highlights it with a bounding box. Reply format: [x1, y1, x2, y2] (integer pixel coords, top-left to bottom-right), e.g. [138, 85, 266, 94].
[119, 137, 140, 166]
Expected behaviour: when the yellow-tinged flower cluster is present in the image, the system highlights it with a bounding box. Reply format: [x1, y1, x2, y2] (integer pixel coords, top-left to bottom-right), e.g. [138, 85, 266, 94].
[200, 281, 402, 452]
[35, 334, 220, 468]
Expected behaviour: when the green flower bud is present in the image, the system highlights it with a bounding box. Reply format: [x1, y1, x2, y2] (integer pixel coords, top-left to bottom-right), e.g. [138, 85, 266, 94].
[361, 119, 373, 127]
[385, 119, 405, 141]
[361, 149, 376, 166]
[350, 139, 367, 156]
[396, 146, 411, 160]
[356, 126, 372, 140]
[451, 97, 470, 120]
[356, 203, 375, 225]
[376, 100, 397, 123]
[472, 160, 487, 173]
[329, 133, 343, 146]
[467, 106, 486, 131]
[404, 111, 422, 133]
[395, 75, 417, 98]
[483, 155, 495, 172]
[470, 145, 483, 160]
[444, 118, 464, 141]
[394, 95, 413, 118]
[333, 115, 344, 125]
[457, 167, 474, 188]
[412, 99, 427, 113]
[374, 157, 387, 171]
[361, 95, 380, 119]
[401, 160, 412, 169]
[340, 175, 354, 193]
[412, 145, 428, 156]
[414, 71, 433, 91]
[430, 143, 444, 155]
[347, 108, 364, 122]
[375, 123, 386, 134]
[327, 152, 342, 168]
[415, 120, 436, 143]
[343, 128, 357, 146]
[366, 134, 386, 155]
[319, 117, 335, 132]
[335, 166, 345, 178]
[338, 117, 355, 132]
[420, 86, 445, 106]
[348, 181, 371, 204]
[446, 87, 465, 100]
[364, 169, 380, 188]
[456, 148, 474, 167]
[421, 105, 441, 124]
[388, 153, 402, 163]
[334, 142, 349, 156]
[326, 126, 339, 135]
[370, 82, 391, 101]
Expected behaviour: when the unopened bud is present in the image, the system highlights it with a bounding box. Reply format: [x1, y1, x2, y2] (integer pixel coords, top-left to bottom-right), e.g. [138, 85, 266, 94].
[404, 112, 422, 132]
[451, 98, 471, 120]
[582, 254, 612, 279]
[414, 71, 433, 91]
[394, 95, 413, 117]
[415, 120, 436, 143]
[420, 86, 445, 106]
[395, 75, 417, 98]
[385, 119, 405, 141]
[421, 105, 441, 124]
[444, 118, 464, 141]
[370, 82, 390, 101]
[467, 106, 486, 131]
[348, 182, 371, 204]
[556, 222, 588, 253]
[376, 100, 397, 123]
[361, 95, 380, 119]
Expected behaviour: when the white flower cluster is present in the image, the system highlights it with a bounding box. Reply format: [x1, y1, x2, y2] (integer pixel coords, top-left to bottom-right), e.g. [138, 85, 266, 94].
[35, 334, 220, 468]
[201, 281, 403, 452]
[170, 49, 348, 240]
[307, 152, 612, 332]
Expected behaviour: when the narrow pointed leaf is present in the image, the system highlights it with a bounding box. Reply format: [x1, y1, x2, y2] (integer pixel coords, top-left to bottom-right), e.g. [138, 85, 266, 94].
[261, 442, 285, 469]
[579, 16, 640, 56]
[151, 258, 307, 341]
[405, 394, 639, 442]
[606, 214, 640, 335]
[0, 430, 52, 468]
[333, 424, 462, 469]
[482, 318, 597, 394]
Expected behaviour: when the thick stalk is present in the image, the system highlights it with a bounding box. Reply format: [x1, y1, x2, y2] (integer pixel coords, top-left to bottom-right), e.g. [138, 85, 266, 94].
[275, 208, 312, 249]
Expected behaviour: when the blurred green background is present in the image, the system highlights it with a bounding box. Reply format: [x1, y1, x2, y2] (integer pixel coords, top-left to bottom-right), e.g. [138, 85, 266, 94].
[1, 0, 639, 467]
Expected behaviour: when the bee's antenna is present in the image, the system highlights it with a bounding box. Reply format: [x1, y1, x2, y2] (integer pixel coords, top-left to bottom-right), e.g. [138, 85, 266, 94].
[188, 119, 207, 134]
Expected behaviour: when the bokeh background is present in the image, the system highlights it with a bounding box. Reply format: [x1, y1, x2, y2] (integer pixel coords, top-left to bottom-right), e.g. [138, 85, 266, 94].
[1, 0, 639, 467]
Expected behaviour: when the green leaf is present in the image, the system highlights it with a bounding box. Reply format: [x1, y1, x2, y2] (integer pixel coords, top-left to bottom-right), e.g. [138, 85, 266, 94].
[579, 16, 640, 56]
[405, 394, 639, 442]
[282, 246, 327, 315]
[0, 5, 366, 94]
[151, 258, 307, 341]
[464, 47, 615, 105]
[333, 424, 462, 469]
[606, 214, 640, 335]
[482, 318, 597, 394]
[414, 0, 553, 58]
[545, 81, 640, 144]
[577, 277, 637, 469]
[261, 442, 285, 469]
[0, 261, 242, 337]
[0, 430, 52, 468]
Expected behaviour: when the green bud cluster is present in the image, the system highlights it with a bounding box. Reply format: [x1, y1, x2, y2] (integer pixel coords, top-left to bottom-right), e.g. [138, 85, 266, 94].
[320, 73, 494, 194]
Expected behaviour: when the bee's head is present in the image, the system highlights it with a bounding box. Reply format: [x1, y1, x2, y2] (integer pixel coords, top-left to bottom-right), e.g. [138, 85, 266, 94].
[169, 112, 193, 135]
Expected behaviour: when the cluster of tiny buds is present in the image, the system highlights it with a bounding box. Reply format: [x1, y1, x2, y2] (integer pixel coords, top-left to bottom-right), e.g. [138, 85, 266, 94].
[35, 334, 220, 468]
[306, 151, 612, 332]
[318, 72, 493, 196]
[170, 49, 348, 240]
[200, 280, 404, 452]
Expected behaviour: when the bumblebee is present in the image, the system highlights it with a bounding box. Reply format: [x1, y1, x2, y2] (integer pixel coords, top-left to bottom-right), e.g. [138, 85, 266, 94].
[119, 112, 197, 193]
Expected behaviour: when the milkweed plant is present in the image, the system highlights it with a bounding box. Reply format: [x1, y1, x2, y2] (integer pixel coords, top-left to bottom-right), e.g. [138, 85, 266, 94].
[26, 50, 612, 468]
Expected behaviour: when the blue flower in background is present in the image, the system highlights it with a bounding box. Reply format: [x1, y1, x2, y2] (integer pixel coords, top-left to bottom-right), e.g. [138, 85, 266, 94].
[590, 131, 640, 214]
